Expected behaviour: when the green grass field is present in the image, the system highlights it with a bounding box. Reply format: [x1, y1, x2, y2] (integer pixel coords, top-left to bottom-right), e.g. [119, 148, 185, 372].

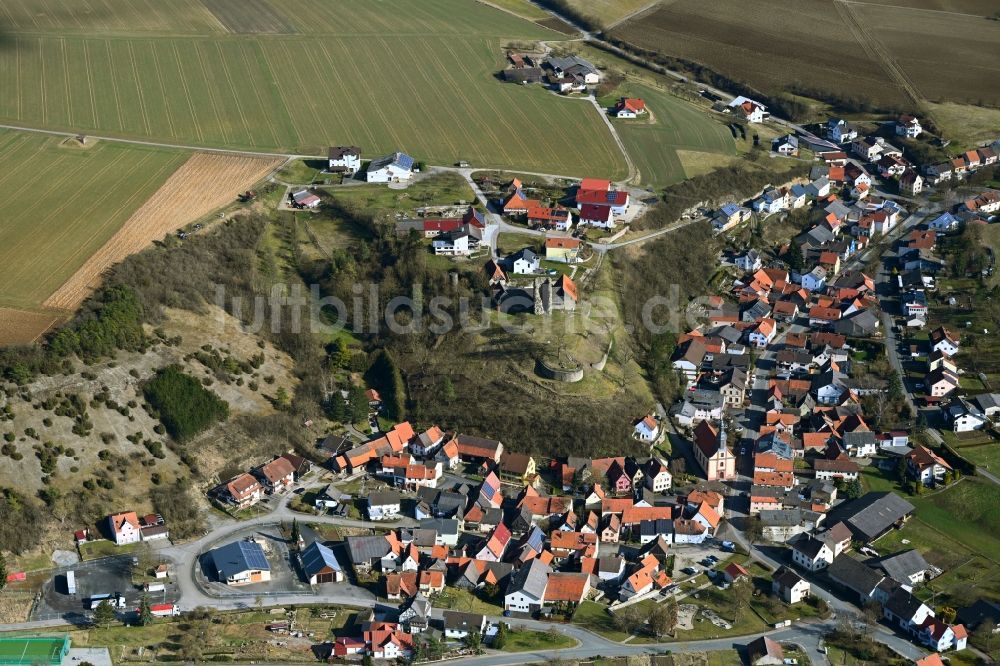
[873, 476, 1000, 608]
[0, 130, 185, 312]
[0, 0, 628, 177]
[605, 81, 736, 188]
[0, 636, 68, 665]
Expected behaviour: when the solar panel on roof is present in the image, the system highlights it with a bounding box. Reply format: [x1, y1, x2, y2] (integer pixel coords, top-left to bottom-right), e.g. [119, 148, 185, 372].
[395, 153, 415, 170]
[240, 541, 270, 570]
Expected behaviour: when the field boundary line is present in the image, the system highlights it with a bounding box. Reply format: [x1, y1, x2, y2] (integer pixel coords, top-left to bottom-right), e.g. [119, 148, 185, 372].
[59, 38, 73, 126]
[148, 40, 177, 137]
[0, 123, 301, 158]
[82, 40, 100, 128]
[834, 0, 932, 120]
[213, 40, 254, 146]
[5, 149, 138, 283]
[314, 41, 376, 149]
[236, 41, 281, 148]
[170, 40, 206, 143]
[104, 40, 126, 131]
[192, 40, 232, 145]
[24, 153, 184, 296]
[126, 40, 153, 135]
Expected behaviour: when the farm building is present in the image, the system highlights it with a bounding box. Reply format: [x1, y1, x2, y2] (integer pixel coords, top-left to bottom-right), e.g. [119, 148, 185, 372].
[366, 152, 415, 183]
[0, 636, 71, 666]
[210, 540, 271, 586]
[291, 190, 321, 208]
[300, 540, 345, 584]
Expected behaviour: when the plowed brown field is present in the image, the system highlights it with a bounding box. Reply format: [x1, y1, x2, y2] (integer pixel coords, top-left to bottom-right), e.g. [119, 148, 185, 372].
[0, 308, 65, 345]
[43, 153, 281, 310]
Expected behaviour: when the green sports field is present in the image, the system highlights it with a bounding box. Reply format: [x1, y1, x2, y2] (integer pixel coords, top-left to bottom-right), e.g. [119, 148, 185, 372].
[0, 131, 185, 311]
[0, 636, 69, 665]
[0, 0, 628, 177]
[605, 81, 737, 188]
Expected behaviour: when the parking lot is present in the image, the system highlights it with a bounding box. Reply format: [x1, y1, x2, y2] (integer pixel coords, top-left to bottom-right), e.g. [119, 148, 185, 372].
[33, 555, 180, 620]
[671, 541, 734, 580]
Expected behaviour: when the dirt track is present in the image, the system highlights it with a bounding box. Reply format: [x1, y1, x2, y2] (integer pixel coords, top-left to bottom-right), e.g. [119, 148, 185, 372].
[42, 152, 282, 310]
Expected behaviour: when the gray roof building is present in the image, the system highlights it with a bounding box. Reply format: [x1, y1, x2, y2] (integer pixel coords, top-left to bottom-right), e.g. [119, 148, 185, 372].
[300, 540, 343, 580]
[828, 492, 915, 543]
[211, 540, 270, 581]
[827, 554, 885, 601]
[873, 549, 930, 584]
[506, 558, 550, 600]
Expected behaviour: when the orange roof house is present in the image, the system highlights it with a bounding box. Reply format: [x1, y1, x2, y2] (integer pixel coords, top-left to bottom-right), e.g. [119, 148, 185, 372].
[543, 572, 591, 603]
[579, 178, 611, 191]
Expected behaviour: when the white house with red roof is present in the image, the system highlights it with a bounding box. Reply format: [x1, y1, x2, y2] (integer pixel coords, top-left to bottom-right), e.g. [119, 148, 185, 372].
[579, 203, 615, 228]
[728, 96, 767, 123]
[107, 511, 142, 545]
[633, 415, 660, 443]
[576, 187, 630, 215]
[613, 97, 646, 119]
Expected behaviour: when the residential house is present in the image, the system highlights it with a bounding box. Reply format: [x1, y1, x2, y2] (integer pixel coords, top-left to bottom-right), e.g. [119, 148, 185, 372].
[747, 318, 777, 348]
[365, 152, 414, 183]
[801, 266, 828, 292]
[814, 457, 861, 481]
[643, 458, 672, 492]
[545, 237, 582, 264]
[527, 206, 573, 231]
[328, 146, 361, 175]
[257, 457, 295, 494]
[895, 114, 922, 138]
[431, 223, 482, 256]
[900, 171, 923, 196]
[826, 119, 858, 144]
[504, 559, 550, 613]
[735, 249, 762, 272]
[713, 202, 751, 232]
[947, 398, 988, 433]
[875, 549, 931, 586]
[226, 473, 264, 509]
[772, 134, 799, 156]
[924, 366, 959, 398]
[107, 511, 141, 545]
[884, 587, 935, 636]
[789, 534, 834, 571]
[578, 203, 615, 228]
[772, 566, 810, 604]
[364, 623, 413, 660]
[499, 452, 536, 484]
[928, 212, 959, 232]
[613, 97, 646, 118]
[577, 187, 629, 215]
[442, 611, 486, 640]
[728, 96, 767, 123]
[906, 445, 952, 486]
[634, 415, 660, 443]
[367, 491, 402, 521]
